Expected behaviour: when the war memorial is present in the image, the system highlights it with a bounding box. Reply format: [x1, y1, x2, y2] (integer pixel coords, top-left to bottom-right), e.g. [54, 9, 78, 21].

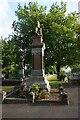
[2, 21, 69, 105]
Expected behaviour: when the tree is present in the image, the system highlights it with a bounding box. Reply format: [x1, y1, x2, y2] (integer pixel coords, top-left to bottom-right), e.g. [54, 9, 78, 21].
[11, 2, 47, 76]
[2, 2, 80, 78]
[1, 37, 17, 77]
[43, 2, 80, 78]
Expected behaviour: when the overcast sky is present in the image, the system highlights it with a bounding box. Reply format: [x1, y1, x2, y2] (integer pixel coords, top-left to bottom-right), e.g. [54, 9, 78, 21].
[0, 0, 80, 38]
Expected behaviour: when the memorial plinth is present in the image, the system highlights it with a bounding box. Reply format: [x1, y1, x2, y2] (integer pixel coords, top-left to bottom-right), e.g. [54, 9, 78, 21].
[27, 22, 50, 91]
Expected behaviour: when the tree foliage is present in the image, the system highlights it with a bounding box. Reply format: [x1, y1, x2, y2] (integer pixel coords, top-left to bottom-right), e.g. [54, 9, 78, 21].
[43, 2, 80, 77]
[11, 2, 47, 76]
[2, 2, 80, 78]
[1, 37, 17, 77]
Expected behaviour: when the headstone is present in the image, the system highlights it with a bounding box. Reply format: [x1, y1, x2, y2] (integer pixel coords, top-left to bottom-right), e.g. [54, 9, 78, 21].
[27, 21, 50, 92]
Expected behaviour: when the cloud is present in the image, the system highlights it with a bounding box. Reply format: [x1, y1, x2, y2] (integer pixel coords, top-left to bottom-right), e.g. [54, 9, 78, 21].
[0, 0, 79, 38]
[0, 0, 13, 38]
[0, 0, 30, 38]
[7, 0, 27, 3]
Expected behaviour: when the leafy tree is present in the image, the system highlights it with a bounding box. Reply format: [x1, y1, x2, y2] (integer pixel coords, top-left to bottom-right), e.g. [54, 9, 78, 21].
[11, 2, 47, 76]
[43, 2, 80, 78]
[1, 37, 17, 77]
[71, 64, 80, 73]
[2, 2, 80, 79]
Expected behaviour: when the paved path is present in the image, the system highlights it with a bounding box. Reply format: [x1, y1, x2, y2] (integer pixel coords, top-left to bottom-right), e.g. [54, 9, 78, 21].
[2, 86, 79, 118]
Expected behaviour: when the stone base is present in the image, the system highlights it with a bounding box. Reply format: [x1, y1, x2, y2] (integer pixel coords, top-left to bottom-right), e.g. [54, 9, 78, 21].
[31, 69, 45, 76]
[26, 76, 45, 85]
[26, 70, 51, 92]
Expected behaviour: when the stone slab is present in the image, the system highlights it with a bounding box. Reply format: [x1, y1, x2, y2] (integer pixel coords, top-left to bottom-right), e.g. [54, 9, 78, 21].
[3, 98, 28, 104]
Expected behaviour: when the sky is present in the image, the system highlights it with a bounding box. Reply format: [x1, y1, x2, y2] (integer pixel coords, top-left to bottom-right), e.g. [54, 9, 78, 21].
[0, 0, 80, 39]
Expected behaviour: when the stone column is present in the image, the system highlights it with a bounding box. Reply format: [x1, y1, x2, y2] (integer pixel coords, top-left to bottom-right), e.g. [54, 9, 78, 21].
[31, 35, 45, 76]
[27, 21, 50, 91]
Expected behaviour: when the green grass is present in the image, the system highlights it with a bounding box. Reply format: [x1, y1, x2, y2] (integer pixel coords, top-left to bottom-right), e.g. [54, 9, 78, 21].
[49, 81, 65, 85]
[0, 86, 14, 91]
[46, 74, 68, 86]
[46, 74, 57, 81]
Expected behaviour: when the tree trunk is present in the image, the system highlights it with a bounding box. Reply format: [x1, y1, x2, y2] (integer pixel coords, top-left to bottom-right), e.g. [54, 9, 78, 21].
[56, 62, 60, 79]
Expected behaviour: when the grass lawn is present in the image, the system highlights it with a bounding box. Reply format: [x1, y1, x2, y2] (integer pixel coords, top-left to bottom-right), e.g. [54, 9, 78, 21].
[49, 80, 68, 86]
[46, 74, 57, 81]
[0, 86, 14, 92]
[46, 74, 68, 86]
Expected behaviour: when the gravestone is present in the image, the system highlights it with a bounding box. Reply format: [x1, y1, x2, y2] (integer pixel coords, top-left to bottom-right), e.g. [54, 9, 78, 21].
[27, 21, 50, 91]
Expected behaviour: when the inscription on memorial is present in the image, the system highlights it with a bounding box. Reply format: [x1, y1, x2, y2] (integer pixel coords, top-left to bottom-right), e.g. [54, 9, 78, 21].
[32, 48, 42, 55]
